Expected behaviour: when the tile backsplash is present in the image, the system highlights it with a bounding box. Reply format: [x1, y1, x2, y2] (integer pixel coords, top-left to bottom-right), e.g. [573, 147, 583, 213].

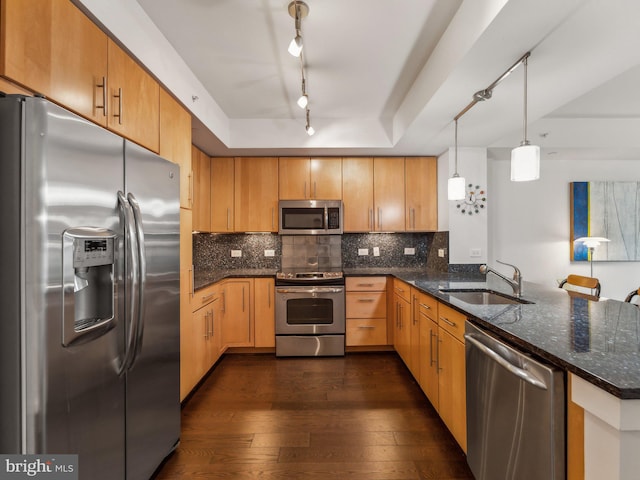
[193, 231, 450, 273]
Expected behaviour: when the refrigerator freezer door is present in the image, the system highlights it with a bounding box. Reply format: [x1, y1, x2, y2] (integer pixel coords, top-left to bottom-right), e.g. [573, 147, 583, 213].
[0, 97, 127, 479]
[124, 141, 181, 480]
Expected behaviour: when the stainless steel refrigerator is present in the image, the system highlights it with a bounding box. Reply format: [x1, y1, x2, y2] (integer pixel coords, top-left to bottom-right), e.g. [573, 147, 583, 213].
[0, 95, 181, 480]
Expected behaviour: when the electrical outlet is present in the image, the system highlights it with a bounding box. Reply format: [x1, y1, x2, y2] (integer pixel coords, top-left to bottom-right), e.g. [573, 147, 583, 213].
[470, 248, 481, 257]
[373, 247, 380, 257]
[264, 249, 275, 257]
[231, 249, 242, 257]
[358, 248, 369, 256]
[404, 247, 416, 255]
[438, 248, 447, 258]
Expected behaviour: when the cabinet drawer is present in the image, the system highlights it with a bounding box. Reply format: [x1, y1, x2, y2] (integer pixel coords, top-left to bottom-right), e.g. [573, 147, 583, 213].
[346, 276, 387, 292]
[416, 291, 438, 321]
[346, 292, 386, 318]
[393, 278, 411, 303]
[438, 303, 466, 343]
[192, 284, 219, 312]
[346, 318, 388, 346]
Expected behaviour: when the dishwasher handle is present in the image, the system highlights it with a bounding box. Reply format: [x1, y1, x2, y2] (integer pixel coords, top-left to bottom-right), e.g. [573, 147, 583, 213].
[464, 333, 548, 390]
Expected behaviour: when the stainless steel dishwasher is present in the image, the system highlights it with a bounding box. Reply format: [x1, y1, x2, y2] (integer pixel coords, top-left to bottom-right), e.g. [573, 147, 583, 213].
[465, 321, 565, 480]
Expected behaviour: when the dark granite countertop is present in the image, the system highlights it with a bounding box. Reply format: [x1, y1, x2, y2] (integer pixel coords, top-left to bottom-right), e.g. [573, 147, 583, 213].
[196, 266, 640, 398]
[194, 268, 278, 290]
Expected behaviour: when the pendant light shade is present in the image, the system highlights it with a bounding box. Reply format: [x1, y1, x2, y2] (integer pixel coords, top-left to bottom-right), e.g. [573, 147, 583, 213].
[448, 118, 466, 201]
[510, 56, 540, 181]
[288, 34, 303, 57]
[448, 174, 466, 200]
[511, 143, 540, 181]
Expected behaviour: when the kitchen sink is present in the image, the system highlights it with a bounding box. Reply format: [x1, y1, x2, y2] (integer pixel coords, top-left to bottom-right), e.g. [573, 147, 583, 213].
[439, 288, 534, 305]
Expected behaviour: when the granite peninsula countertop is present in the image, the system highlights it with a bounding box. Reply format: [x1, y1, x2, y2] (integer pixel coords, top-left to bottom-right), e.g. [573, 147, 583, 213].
[196, 267, 640, 399]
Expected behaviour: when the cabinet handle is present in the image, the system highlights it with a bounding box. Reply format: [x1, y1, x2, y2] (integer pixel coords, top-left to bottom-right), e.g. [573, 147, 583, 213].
[429, 329, 436, 366]
[304, 181, 307, 199]
[357, 298, 375, 303]
[188, 171, 194, 208]
[201, 293, 214, 303]
[440, 316, 457, 328]
[227, 208, 231, 231]
[96, 76, 107, 116]
[369, 209, 373, 230]
[268, 283, 272, 308]
[378, 208, 382, 230]
[419, 302, 431, 310]
[189, 266, 195, 298]
[221, 291, 226, 313]
[358, 325, 375, 329]
[242, 286, 245, 312]
[114, 87, 123, 125]
[209, 308, 214, 337]
[204, 311, 209, 339]
[272, 207, 275, 230]
[313, 181, 317, 199]
[357, 283, 374, 287]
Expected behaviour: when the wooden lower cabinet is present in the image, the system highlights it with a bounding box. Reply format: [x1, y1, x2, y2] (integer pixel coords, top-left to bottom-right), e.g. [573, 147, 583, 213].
[437, 326, 466, 452]
[254, 278, 275, 348]
[220, 279, 253, 347]
[345, 276, 388, 347]
[181, 283, 222, 400]
[394, 287, 467, 453]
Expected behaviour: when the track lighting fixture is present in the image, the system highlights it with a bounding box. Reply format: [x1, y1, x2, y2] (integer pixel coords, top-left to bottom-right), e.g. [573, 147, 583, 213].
[305, 109, 314, 136]
[511, 56, 540, 181]
[297, 78, 308, 109]
[287, 1, 308, 57]
[448, 119, 466, 200]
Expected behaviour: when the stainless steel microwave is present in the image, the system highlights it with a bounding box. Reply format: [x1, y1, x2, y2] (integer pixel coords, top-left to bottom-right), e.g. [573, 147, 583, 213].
[278, 200, 343, 235]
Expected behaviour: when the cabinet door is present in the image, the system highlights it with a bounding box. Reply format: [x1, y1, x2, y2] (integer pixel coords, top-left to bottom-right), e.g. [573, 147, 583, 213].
[179, 268, 194, 401]
[1, 0, 109, 126]
[107, 39, 159, 152]
[374, 157, 405, 232]
[278, 157, 310, 200]
[342, 157, 374, 232]
[405, 157, 437, 231]
[210, 157, 235, 232]
[393, 294, 411, 365]
[192, 146, 211, 232]
[254, 278, 275, 348]
[221, 280, 253, 347]
[408, 290, 422, 380]
[438, 328, 467, 452]
[310, 157, 342, 199]
[419, 316, 439, 409]
[160, 89, 192, 209]
[191, 304, 212, 386]
[234, 157, 279, 232]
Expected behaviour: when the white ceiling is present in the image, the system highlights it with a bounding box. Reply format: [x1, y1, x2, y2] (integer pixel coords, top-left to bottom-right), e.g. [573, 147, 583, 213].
[79, 0, 640, 160]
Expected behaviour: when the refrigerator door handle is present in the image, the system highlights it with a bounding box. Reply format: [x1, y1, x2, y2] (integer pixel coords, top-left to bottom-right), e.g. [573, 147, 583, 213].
[117, 191, 140, 375]
[127, 192, 147, 367]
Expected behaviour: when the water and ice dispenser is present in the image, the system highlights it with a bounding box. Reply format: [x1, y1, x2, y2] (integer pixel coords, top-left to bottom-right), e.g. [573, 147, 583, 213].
[62, 228, 117, 346]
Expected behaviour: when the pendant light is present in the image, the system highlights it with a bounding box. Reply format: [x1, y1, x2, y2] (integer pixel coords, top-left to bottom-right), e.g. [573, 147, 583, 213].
[511, 56, 540, 181]
[448, 118, 466, 200]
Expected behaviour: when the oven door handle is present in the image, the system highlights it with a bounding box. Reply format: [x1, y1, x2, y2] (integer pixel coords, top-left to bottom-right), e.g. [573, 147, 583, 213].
[276, 287, 344, 294]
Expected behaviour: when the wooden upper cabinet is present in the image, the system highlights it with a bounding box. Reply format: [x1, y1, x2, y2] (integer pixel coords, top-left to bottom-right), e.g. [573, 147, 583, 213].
[107, 39, 160, 152]
[373, 157, 405, 232]
[192, 146, 211, 232]
[279, 157, 342, 200]
[160, 89, 192, 209]
[234, 157, 278, 232]
[210, 157, 234, 232]
[1, 0, 109, 126]
[405, 157, 437, 231]
[342, 157, 374, 232]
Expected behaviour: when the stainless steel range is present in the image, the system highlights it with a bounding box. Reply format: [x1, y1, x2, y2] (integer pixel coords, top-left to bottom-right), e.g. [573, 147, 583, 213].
[275, 270, 346, 357]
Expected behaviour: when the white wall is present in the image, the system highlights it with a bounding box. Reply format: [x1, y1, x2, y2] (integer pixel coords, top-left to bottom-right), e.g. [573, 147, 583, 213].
[488, 157, 640, 300]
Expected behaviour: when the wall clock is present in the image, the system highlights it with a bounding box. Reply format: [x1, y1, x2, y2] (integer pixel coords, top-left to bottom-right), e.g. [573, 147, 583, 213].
[457, 183, 486, 215]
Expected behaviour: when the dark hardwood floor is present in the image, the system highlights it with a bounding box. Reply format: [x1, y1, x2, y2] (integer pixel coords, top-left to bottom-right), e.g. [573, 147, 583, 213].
[154, 352, 474, 480]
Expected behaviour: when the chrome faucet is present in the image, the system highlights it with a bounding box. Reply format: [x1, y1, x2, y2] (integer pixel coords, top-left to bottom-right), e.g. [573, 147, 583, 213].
[480, 260, 522, 298]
